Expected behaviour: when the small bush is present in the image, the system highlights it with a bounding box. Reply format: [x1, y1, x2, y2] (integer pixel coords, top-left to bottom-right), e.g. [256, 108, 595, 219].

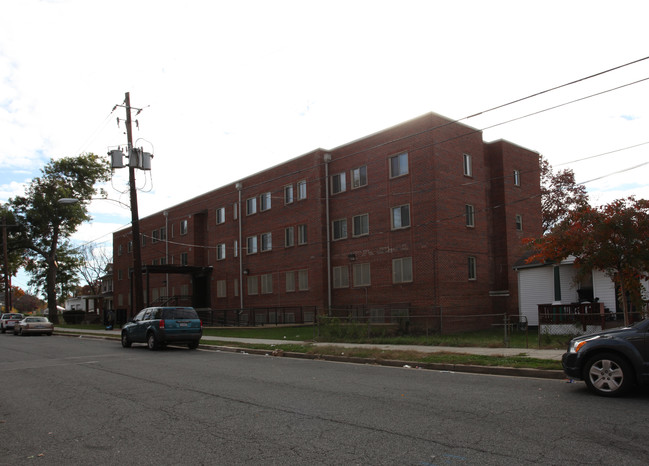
[62, 310, 85, 324]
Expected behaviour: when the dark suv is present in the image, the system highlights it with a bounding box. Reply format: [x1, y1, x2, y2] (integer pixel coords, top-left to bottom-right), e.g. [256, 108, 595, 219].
[121, 307, 202, 350]
[562, 318, 649, 397]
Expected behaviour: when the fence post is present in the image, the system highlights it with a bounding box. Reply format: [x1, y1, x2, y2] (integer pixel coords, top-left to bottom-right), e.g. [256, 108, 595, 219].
[503, 313, 509, 347]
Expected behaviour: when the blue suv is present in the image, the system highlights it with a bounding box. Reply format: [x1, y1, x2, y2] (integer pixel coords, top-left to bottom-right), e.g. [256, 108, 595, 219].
[121, 307, 202, 350]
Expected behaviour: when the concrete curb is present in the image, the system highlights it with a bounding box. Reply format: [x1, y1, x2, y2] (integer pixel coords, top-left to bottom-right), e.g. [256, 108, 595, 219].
[55, 331, 565, 380]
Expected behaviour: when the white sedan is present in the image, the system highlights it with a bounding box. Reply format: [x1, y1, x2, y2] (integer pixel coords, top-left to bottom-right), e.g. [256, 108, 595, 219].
[13, 317, 54, 336]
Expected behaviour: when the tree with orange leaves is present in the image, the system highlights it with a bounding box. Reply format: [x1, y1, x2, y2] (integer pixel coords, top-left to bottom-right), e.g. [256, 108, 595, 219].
[526, 197, 649, 326]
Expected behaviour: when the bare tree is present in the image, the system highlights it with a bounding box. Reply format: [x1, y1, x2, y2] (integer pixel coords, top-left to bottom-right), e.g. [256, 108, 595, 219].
[75, 243, 111, 295]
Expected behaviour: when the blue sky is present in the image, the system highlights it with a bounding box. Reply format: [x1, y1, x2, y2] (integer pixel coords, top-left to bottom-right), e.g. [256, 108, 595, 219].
[2, 0, 649, 293]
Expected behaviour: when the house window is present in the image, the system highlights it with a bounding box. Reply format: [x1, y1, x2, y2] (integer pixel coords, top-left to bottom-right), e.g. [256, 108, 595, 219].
[261, 232, 272, 252]
[298, 269, 308, 290]
[332, 218, 347, 240]
[468, 256, 477, 280]
[234, 240, 238, 257]
[298, 224, 307, 245]
[261, 273, 273, 294]
[247, 276, 258, 295]
[180, 220, 188, 235]
[285, 226, 294, 247]
[160, 257, 166, 265]
[463, 153, 473, 177]
[160, 227, 166, 241]
[217, 280, 227, 298]
[389, 152, 408, 178]
[118, 269, 123, 280]
[217, 243, 226, 260]
[152, 258, 159, 266]
[331, 173, 346, 194]
[514, 169, 521, 186]
[391, 204, 410, 230]
[284, 185, 294, 204]
[141, 235, 146, 247]
[353, 263, 371, 287]
[246, 197, 257, 215]
[333, 266, 349, 288]
[152, 230, 159, 244]
[181, 252, 188, 266]
[515, 214, 523, 231]
[285, 271, 295, 292]
[127, 241, 132, 253]
[353, 214, 369, 237]
[118, 244, 123, 256]
[234, 278, 239, 297]
[247, 236, 258, 254]
[392, 257, 413, 283]
[233, 203, 238, 220]
[260, 192, 271, 211]
[351, 166, 367, 188]
[465, 204, 475, 227]
[216, 207, 226, 224]
[297, 180, 307, 200]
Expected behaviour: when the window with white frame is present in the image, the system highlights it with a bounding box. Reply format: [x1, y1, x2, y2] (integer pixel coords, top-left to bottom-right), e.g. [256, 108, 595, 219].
[389, 152, 408, 178]
[216, 207, 226, 224]
[298, 224, 307, 245]
[261, 232, 272, 252]
[351, 165, 367, 188]
[353, 263, 371, 287]
[127, 241, 132, 253]
[392, 257, 413, 283]
[141, 235, 146, 247]
[118, 244, 123, 256]
[463, 153, 473, 177]
[331, 173, 346, 194]
[233, 203, 238, 220]
[260, 192, 271, 211]
[468, 256, 477, 280]
[234, 278, 239, 297]
[247, 276, 258, 295]
[160, 227, 166, 241]
[513, 169, 521, 186]
[261, 273, 273, 294]
[234, 240, 238, 257]
[332, 218, 347, 240]
[160, 257, 166, 265]
[515, 214, 523, 231]
[391, 204, 410, 229]
[181, 252, 188, 266]
[297, 180, 307, 200]
[247, 236, 258, 254]
[285, 271, 295, 292]
[217, 243, 226, 260]
[353, 214, 369, 237]
[284, 226, 294, 247]
[217, 280, 227, 298]
[333, 265, 349, 288]
[298, 269, 308, 290]
[246, 197, 257, 215]
[118, 269, 123, 280]
[465, 204, 475, 227]
[284, 185, 294, 204]
[152, 230, 159, 244]
[180, 220, 188, 235]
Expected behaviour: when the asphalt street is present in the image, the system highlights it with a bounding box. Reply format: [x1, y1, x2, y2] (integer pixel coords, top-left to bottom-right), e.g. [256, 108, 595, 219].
[1, 334, 648, 465]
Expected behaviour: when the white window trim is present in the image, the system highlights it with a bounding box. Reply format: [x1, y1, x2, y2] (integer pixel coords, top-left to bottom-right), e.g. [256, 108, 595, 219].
[332, 218, 347, 241]
[216, 207, 226, 224]
[392, 257, 413, 284]
[465, 204, 475, 228]
[261, 232, 272, 252]
[352, 213, 369, 237]
[351, 165, 368, 189]
[331, 173, 346, 195]
[389, 152, 408, 178]
[463, 153, 473, 177]
[391, 204, 410, 230]
[297, 180, 307, 200]
[260, 192, 271, 211]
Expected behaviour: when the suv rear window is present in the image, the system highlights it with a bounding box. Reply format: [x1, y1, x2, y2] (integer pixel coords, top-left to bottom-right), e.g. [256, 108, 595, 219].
[161, 308, 199, 320]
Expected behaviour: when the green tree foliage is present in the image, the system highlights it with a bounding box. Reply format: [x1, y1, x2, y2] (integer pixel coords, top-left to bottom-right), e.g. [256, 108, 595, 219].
[9, 153, 111, 323]
[540, 156, 590, 234]
[0, 206, 27, 298]
[527, 197, 649, 325]
[25, 242, 83, 305]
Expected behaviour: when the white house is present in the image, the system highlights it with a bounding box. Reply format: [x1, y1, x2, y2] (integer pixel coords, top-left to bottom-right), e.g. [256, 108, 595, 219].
[514, 256, 618, 326]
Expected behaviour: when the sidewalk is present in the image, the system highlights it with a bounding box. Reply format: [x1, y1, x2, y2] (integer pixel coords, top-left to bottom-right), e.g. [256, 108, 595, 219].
[54, 327, 565, 360]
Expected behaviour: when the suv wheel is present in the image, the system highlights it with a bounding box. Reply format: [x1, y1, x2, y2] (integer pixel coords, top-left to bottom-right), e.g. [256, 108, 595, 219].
[147, 332, 159, 351]
[188, 340, 199, 350]
[584, 352, 633, 397]
[121, 332, 132, 348]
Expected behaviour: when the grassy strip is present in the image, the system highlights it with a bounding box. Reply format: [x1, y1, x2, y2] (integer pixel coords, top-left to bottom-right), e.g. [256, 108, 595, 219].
[200, 340, 563, 371]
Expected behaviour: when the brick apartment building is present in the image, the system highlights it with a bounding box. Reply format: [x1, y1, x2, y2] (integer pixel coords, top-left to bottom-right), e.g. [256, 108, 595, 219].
[112, 112, 542, 329]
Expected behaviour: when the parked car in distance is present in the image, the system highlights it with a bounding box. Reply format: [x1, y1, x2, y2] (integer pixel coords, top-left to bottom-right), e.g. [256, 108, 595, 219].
[1, 313, 25, 333]
[562, 318, 649, 397]
[13, 316, 54, 336]
[121, 306, 202, 351]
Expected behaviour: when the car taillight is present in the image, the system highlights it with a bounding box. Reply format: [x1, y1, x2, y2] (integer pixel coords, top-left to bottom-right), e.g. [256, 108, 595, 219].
[200, 320, 203, 328]
[159, 319, 165, 328]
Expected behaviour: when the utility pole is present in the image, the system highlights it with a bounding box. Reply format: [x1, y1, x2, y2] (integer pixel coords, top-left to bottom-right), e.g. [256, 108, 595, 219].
[2, 216, 11, 312]
[125, 92, 144, 315]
